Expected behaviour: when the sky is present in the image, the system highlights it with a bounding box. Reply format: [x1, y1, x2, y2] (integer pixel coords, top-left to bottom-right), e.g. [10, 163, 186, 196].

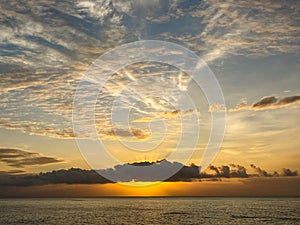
[0, 0, 299, 196]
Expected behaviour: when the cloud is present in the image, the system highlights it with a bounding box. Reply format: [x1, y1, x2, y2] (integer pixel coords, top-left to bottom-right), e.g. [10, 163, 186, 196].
[0, 159, 297, 186]
[219, 165, 230, 178]
[282, 168, 298, 177]
[209, 165, 220, 176]
[252, 96, 278, 108]
[0, 168, 112, 187]
[230, 95, 300, 112]
[206, 164, 248, 178]
[228, 164, 249, 178]
[250, 164, 272, 177]
[0, 148, 64, 168]
[0, 0, 131, 139]
[131, 117, 153, 123]
[0, 160, 195, 186]
[159, 109, 195, 118]
[208, 104, 226, 112]
[206, 163, 298, 178]
[277, 96, 300, 106]
[250, 164, 299, 177]
[104, 127, 150, 140]
[228, 100, 248, 112]
[0, 0, 298, 140]
[0, 170, 25, 175]
[159, 0, 299, 62]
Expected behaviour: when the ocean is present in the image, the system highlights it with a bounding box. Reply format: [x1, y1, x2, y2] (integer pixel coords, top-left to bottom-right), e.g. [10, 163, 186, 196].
[0, 198, 299, 224]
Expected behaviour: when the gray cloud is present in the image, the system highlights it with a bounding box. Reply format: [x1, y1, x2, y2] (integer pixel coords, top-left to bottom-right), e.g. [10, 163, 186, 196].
[229, 164, 249, 178]
[252, 96, 278, 108]
[282, 168, 298, 177]
[250, 164, 272, 177]
[0, 160, 298, 186]
[277, 96, 300, 106]
[219, 165, 230, 178]
[0, 168, 112, 187]
[104, 127, 150, 140]
[206, 164, 249, 178]
[249, 164, 298, 177]
[209, 165, 220, 176]
[0, 170, 25, 175]
[0, 148, 64, 168]
[0, 160, 196, 186]
[230, 95, 300, 112]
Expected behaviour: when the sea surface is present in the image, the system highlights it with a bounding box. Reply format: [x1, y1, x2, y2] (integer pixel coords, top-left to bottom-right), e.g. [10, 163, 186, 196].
[0, 198, 299, 224]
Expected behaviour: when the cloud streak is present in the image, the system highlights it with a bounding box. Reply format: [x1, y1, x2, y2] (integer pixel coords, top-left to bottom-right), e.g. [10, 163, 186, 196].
[0, 148, 64, 168]
[104, 127, 150, 140]
[156, 0, 300, 69]
[230, 95, 300, 112]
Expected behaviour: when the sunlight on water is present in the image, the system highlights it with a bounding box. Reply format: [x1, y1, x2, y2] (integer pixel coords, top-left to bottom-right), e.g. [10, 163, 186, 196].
[0, 198, 299, 225]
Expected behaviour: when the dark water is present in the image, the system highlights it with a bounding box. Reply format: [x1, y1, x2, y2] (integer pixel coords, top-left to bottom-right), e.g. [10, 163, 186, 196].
[0, 198, 299, 224]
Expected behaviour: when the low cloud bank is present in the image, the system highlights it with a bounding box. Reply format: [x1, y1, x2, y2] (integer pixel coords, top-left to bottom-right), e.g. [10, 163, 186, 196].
[0, 160, 297, 186]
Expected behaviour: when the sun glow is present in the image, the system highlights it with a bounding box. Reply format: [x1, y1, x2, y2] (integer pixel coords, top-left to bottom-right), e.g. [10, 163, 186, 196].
[105, 182, 169, 196]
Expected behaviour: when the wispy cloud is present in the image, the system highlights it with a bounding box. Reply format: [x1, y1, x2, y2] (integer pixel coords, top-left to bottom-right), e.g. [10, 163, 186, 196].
[103, 127, 150, 140]
[0, 170, 25, 175]
[0, 148, 64, 168]
[0, 0, 299, 140]
[156, 0, 300, 71]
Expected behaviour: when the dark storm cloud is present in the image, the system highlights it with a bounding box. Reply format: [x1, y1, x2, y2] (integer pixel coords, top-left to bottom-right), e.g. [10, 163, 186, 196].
[0, 148, 64, 168]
